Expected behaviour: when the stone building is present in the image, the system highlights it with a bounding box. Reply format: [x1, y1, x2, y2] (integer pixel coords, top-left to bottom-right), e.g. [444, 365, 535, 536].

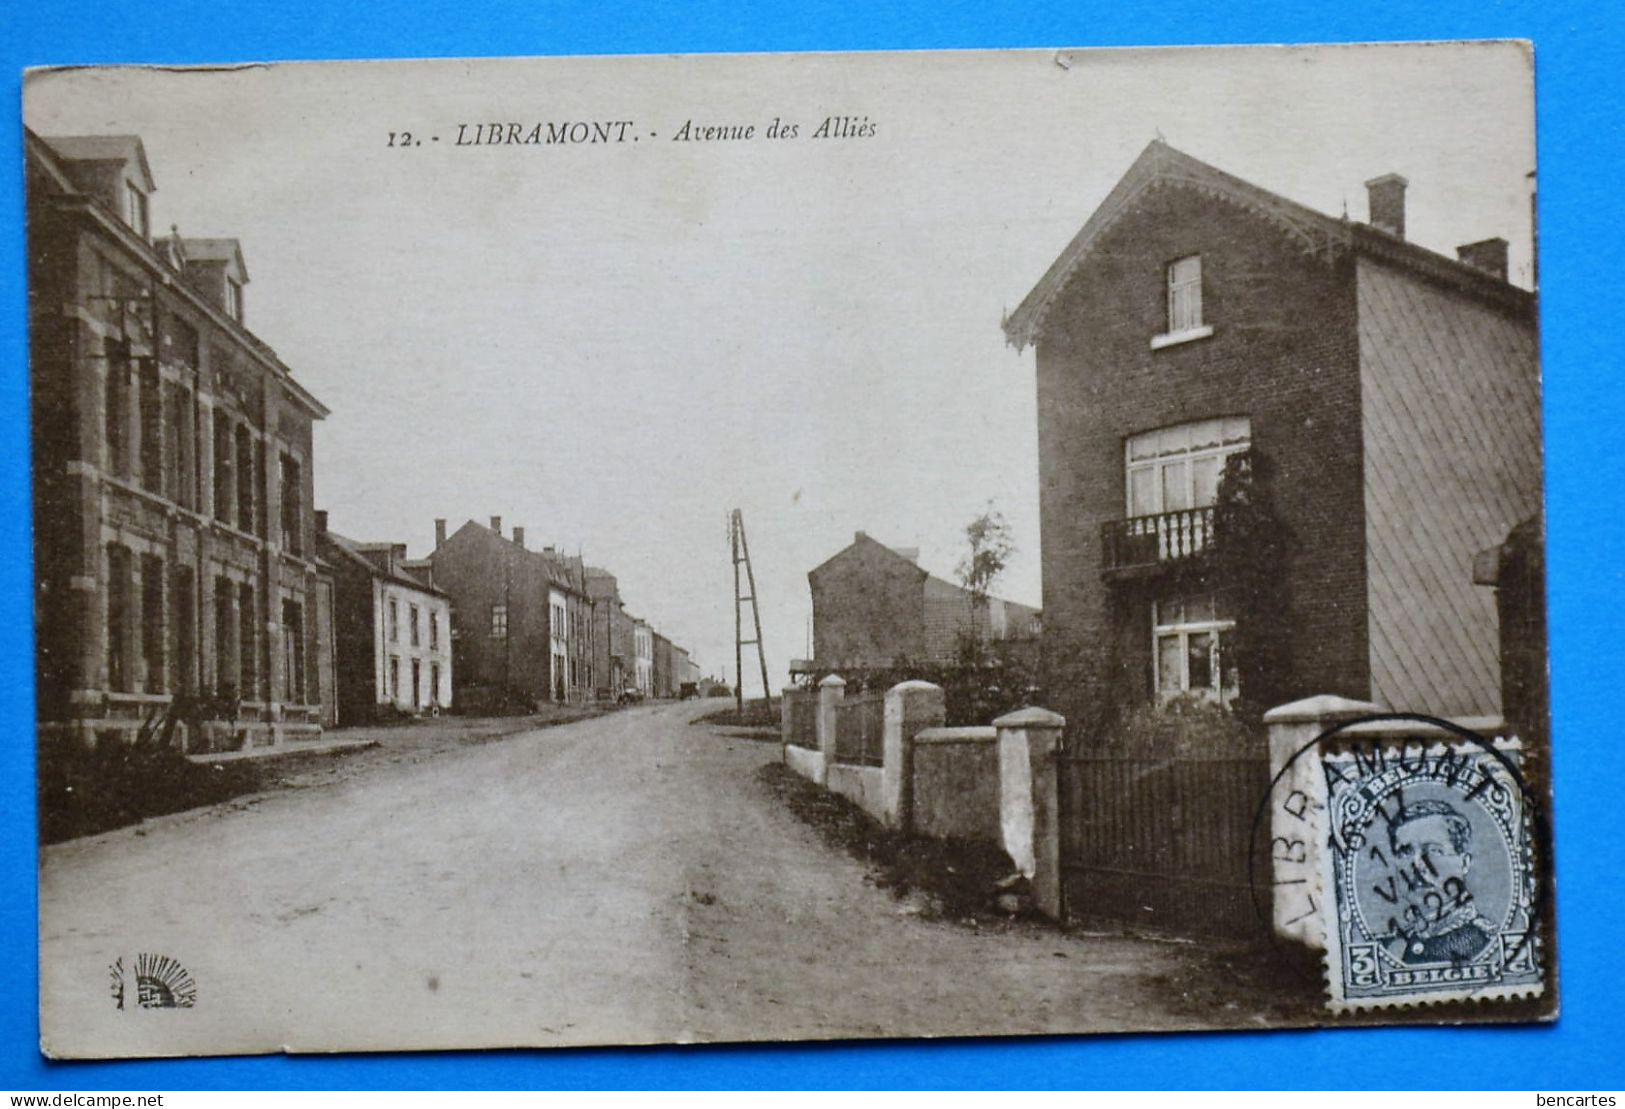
[586, 566, 635, 697]
[317, 516, 452, 724]
[425, 517, 593, 707]
[807, 531, 1040, 677]
[27, 129, 336, 749]
[1003, 140, 1541, 734]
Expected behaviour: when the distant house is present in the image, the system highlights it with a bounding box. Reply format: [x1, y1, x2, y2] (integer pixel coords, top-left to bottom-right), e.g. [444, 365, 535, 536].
[1002, 140, 1541, 731]
[317, 514, 452, 723]
[807, 531, 1040, 676]
[425, 517, 593, 706]
[632, 619, 654, 697]
[586, 567, 635, 697]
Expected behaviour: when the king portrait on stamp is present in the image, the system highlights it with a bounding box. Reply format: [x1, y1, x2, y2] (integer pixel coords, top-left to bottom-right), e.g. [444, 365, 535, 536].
[1321, 740, 1543, 1010]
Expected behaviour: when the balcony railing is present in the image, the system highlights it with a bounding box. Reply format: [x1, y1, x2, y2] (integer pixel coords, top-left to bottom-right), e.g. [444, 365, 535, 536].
[1101, 506, 1217, 573]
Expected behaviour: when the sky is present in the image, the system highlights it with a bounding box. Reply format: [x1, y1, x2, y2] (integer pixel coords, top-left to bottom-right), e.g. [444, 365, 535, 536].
[24, 44, 1535, 697]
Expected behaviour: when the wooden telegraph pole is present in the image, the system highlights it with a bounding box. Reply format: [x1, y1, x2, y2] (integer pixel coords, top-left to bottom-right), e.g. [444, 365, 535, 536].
[729, 509, 771, 714]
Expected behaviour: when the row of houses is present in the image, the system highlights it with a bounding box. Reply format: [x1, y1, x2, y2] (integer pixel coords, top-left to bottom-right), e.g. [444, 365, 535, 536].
[26, 128, 698, 746]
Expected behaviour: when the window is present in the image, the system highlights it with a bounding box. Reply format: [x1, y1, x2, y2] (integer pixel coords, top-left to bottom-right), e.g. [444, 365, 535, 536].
[429, 611, 439, 650]
[106, 544, 132, 692]
[104, 339, 130, 478]
[409, 604, 420, 647]
[551, 601, 567, 644]
[226, 278, 244, 322]
[282, 599, 306, 703]
[1126, 417, 1251, 518]
[430, 663, 441, 708]
[279, 452, 303, 553]
[238, 581, 257, 696]
[126, 182, 149, 238]
[388, 598, 400, 642]
[235, 425, 255, 532]
[1167, 255, 1202, 333]
[389, 657, 400, 703]
[139, 360, 163, 494]
[411, 659, 422, 709]
[1153, 593, 1237, 703]
[490, 604, 508, 639]
[140, 553, 165, 693]
[172, 567, 196, 694]
[213, 413, 233, 522]
[214, 575, 235, 695]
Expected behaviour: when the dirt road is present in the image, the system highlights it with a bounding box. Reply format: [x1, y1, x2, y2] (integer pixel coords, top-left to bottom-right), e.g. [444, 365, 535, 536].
[39, 702, 1228, 1057]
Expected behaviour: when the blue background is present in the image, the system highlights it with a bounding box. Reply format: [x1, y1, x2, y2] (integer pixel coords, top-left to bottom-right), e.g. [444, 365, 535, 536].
[2, 0, 1619, 1091]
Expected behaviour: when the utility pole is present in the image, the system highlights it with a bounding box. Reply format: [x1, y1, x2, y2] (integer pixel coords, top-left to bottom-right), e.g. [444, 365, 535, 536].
[729, 509, 771, 713]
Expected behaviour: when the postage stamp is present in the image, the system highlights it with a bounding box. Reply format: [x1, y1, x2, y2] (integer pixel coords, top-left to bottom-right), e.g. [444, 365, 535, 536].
[1321, 741, 1543, 1010]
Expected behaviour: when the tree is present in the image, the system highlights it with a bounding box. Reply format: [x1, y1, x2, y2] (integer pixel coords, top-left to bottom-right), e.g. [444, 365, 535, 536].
[955, 503, 1015, 668]
[956, 503, 1014, 611]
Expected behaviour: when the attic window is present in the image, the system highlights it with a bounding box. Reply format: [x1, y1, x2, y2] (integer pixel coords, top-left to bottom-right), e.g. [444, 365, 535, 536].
[1152, 254, 1214, 349]
[125, 182, 149, 239]
[226, 277, 244, 322]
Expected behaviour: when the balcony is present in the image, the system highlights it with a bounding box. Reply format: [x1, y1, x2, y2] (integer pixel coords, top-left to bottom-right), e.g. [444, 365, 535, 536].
[1101, 506, 1216, 576]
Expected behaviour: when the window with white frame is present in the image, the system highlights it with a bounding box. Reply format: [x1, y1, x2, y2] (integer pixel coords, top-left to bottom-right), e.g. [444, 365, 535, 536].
[1167, 255, 1202, 334]
[490, 604, 508, 639]
[1153, 593, 1238, 703]
[226, 277, 244, 322]
[1126, 416, 1251, 518]
[126, 182, 149, 238]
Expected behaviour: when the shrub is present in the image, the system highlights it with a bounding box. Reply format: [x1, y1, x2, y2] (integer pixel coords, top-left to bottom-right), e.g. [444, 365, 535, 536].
[1111, 693, 1263, 755]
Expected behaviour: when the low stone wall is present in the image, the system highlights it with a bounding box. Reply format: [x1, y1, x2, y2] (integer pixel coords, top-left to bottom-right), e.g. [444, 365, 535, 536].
[777, 677, 1065, 918]
[784, 742, 825, 784]
[826, 763, 886, 822]
[910, 727, 1000, 843]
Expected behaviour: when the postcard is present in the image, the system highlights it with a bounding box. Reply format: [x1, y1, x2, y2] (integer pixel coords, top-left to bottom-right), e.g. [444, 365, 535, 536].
[24, 43, 1553, 1057]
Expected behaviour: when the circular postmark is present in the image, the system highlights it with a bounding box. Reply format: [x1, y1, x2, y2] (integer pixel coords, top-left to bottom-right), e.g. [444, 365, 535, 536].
[1248, 712, 1548, 1012]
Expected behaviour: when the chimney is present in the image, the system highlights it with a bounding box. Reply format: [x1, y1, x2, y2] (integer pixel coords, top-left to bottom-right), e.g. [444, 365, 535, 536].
[1456, 237, 1509, 281]
[434, 518, 446, 549]
[315, 509, 328, 536]
[1365, 173, 1408, 239]
[512, 526, 525, 549]
[489, 515, 502, 536]
[854, 530, 867, 542]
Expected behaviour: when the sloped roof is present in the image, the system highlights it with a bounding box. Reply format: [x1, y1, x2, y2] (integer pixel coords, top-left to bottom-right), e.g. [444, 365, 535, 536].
[320, 529, 445, 596]
[810, 531, 1038, 611]
[41, 133, 155, 191]
[180, 237, 249, 282]
[1002, 140, 1533, 351]
[439, 520, 589, 596]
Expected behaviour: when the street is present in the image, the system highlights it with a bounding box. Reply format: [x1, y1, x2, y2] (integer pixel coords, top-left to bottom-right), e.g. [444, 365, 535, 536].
[41, 703, 1226, 1057]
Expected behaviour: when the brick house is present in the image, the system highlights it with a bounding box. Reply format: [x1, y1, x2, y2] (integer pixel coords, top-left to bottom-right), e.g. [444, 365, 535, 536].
[425, 517, 593, 707]
[586, 566, 636, 697]
[632, 619, 654, 697]
[807, 531, 1040, 676]
[1003, 141, 1540, 736]
[27, 130, 337, 749]
[317, 515, 452, 723]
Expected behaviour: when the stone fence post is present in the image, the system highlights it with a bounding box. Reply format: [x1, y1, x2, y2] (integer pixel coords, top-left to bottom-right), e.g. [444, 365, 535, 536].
[780, 684, 799, 750]
[994, 706, 1066, 920]
[814, 674, 845, 787]
[1261, 694, 1382, 946]
[881, 680, 946, 830]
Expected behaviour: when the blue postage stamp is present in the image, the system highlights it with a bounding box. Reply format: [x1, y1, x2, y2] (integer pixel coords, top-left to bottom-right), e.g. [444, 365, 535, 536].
[1321, 741, 1544, 1010]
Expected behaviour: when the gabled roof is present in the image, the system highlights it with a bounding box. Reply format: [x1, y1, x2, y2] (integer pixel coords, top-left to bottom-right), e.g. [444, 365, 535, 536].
[319, 530, 446, 596]
[1002, 140, 1534, 351]
[437, 520, 589, 596]
[809, 531, 1038, 612]
[41, 133, 155, 191]
[180, 237, 249, 283]
[808, 532, 930, 581]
